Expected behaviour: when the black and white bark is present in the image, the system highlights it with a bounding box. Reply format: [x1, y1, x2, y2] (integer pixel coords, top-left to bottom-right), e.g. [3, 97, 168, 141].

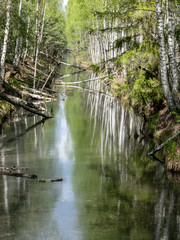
[13, 0, 22, 68]
[0, 0, 11, 83]
[167, 0, 179, 97]
[156, 0, 174, 110]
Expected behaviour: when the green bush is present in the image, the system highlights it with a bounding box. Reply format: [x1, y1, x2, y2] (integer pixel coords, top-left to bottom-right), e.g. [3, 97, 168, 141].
[132, 71, 163, 106]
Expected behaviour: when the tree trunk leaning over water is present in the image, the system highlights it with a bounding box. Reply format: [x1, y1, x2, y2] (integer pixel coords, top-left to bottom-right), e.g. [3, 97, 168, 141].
[0, 0, 11, 83]
[0, 91, 52, 118]
[156, 0, 175, 111]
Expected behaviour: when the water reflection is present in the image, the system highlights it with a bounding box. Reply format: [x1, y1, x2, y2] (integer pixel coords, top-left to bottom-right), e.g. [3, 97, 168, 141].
[0, 76, 180, 239]
[0, 99, 83, 239]
[65, 82, 180, 240]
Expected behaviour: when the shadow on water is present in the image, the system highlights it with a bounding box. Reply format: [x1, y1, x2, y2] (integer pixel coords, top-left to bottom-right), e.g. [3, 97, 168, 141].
[0, 61, 180, 239]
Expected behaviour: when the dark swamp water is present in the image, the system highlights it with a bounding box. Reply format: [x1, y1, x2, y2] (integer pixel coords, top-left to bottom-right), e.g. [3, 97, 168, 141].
[0, 64, 180, 240]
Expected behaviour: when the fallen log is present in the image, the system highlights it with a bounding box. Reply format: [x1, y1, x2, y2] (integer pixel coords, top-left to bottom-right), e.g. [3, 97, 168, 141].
[20, 85, 55, 98]
[51, 178, 63, 182]
[4, 81, 51, 101]
[3, 80, 22, 98]
[0, 171, 37, 179]
[148, 130, 180, 156]
[58, 60, 86, 70]
[0, 166, 30, 171]
[0, 91, 52, 118]
[57, 70, 86, 79]
[56, 74, 113, 85]
[60, 85, 115, 99]
[39, 51, 87, 70]
[25, 63, 48, 77]
[139, 65, 157, 78]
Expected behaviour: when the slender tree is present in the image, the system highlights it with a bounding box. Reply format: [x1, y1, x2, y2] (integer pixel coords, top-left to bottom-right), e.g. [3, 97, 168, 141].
[0, 0, 11, 83]
[167, 0, 179, 96]
[13, 0, 23, 68]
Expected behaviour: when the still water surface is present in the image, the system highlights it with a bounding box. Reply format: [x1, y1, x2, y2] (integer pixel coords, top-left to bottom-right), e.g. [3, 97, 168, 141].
[0, 69, 180, 240]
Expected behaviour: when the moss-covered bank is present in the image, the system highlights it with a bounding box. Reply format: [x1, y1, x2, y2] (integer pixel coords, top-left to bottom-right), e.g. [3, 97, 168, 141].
[0, 100, 14, 129]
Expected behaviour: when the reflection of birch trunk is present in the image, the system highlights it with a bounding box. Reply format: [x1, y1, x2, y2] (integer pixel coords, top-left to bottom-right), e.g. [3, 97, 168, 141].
[14, 122, 21, 191]
[33, 116, 38, 148]
[0, 0, 11, 82]
[1, 150, 10, 226]
[155, 186, 167, 240]
[161, 192, 174, 240]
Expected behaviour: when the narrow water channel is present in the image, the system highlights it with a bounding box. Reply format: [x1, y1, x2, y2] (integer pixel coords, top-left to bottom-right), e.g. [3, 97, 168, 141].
[0, 66, 180, 240]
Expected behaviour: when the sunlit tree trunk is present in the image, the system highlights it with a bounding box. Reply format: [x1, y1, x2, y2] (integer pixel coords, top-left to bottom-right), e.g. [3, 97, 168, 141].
[156, 0, 174, 110]
[167, 0, 179, 96]
[0, 0, 11, 83]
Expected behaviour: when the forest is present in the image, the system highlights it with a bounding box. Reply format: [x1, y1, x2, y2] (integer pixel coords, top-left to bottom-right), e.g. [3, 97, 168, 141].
[0, 1, 180, 239]
[0, 0, 180, 170]
[0, 0, 66, 118]
[65, 0, 180, 171]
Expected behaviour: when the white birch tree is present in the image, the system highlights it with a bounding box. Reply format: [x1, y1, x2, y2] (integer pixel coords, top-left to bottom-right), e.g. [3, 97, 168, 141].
[0, 0, 11, 83]
[156, 0, 175, 110]
[13, 0, 23, 68]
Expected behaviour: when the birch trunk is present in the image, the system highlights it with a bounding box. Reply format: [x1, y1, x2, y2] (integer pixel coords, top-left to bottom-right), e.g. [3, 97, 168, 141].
[0, 0, 11, 83]
[156, 0, 174, 110]
[34, 0, 46, 89]
[167, 0, 179, 97]
[23, 0, 31, 62]
[33, 0, 40, 89]
[39, 0, 46, 43]
[13, 0, 22, 68]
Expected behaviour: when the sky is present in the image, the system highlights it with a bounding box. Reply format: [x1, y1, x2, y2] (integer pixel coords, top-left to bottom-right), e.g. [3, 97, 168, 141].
[63, 0, 68, 7]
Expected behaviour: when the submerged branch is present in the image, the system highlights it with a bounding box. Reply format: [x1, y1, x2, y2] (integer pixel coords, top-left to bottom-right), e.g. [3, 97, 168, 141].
[0, 171, 37, 179]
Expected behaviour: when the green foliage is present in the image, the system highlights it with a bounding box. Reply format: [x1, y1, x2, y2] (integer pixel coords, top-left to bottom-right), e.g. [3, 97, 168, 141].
[172, 111, 180, 123]
[115, 43, 163, 107]
[42, 0, 66, 57]
[0, 0, 66, 66]
[132, 71, 163, 106]
[164, 141, 178, 159]
[116, 82, 132, 103]
[89, 63, 100, 73]
[9, 77, 21, 88]
[148, 112, 159, 133]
